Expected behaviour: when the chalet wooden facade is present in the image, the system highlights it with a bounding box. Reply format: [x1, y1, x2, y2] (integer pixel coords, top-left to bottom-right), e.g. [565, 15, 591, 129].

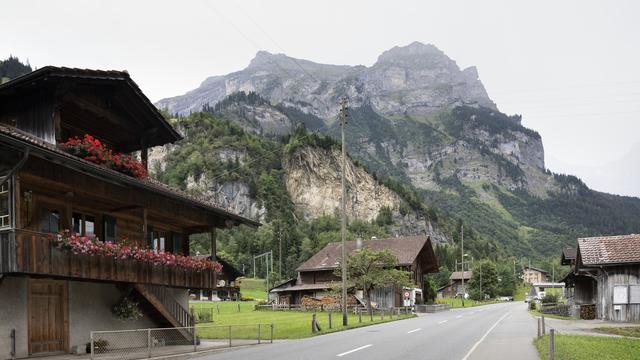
[269, 236, 437, 309]
[563, 234, 640, 322]
[0, 67, 259, 358]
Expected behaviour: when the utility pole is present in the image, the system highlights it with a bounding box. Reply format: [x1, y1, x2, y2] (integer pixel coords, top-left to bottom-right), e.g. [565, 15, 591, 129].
[461, 224, 465, 307]
[340, 97, 349, 327]
[278, 228, 282, 278]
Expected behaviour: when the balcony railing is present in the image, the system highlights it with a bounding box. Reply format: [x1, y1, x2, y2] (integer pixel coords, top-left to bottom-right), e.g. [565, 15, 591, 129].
[5, 229, 216, 289]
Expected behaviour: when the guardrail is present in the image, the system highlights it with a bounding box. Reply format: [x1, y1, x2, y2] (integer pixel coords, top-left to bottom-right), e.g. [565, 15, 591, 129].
[90, 324, 273, 359]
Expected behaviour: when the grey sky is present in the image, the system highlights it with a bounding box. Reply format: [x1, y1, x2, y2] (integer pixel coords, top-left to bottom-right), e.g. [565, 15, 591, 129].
[3, 0, 639, 197]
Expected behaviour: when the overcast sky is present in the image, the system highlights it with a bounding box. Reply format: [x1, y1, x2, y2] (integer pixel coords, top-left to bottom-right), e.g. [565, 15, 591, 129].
[3, 0, 639, 197]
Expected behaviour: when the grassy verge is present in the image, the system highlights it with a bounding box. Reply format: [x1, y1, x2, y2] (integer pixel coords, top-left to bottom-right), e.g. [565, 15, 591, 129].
[594, 326, 640, 338]
[533, 334, 640, 360]
[236, 277, 268, 300]
[435, 298, 500, 308]
[529, 309, 576, 320]
[192, 301, 414, 339]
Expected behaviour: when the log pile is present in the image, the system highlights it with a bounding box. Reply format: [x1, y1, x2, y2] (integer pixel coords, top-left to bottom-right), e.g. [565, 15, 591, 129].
[580, 304, 596, 320]
[301, 295, 357, 310]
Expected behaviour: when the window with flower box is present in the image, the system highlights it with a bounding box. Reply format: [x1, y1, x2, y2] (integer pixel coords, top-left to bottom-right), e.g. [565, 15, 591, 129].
[72, 212, 95, 237]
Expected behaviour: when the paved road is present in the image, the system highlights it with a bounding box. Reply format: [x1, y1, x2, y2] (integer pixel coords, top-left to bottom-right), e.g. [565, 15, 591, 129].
[195, 302, 539, 360]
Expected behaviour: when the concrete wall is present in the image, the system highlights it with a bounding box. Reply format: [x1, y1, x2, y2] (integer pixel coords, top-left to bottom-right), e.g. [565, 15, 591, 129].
[68, 281, 156, 353]
[0, 277, 189, 358]
[0, 276, 28, 359]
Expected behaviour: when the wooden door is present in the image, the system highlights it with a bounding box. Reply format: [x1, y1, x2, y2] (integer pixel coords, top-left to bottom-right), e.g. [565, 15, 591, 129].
[29, 279, 68, 354]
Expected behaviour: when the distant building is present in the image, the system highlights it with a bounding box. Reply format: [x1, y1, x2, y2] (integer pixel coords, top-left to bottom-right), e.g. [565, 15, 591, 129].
[269, 236, 438, 309]
[563, 234, 640, 322]
[437, 271, 473, 298]
[522, 266, 549, 284]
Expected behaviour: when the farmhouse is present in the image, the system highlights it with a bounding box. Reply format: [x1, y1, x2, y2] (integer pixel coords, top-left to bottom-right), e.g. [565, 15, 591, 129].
[0, 67, 258, 358]
[436, 271, 472, 298]
[522, 266, 549, 284]
[269, 235, 437, 309]
[563, 234, 640, 322]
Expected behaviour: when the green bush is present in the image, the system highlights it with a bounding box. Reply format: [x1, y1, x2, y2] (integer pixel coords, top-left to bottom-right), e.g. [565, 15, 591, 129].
[541, 293, 558, 304]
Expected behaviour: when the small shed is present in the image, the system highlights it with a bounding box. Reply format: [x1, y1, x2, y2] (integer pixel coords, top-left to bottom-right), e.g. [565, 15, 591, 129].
[568, 234, 640, 322]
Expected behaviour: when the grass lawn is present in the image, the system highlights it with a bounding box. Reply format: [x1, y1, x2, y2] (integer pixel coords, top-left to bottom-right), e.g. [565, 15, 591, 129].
[191, 301, 414, 339]
[533, 334, 640, 360]
[594, 326, 640, 338]
[236, 277, 268, 300]
[435, 297, 499, 308]
[513, 282, 530, 301]
[529, 309, 576, 320]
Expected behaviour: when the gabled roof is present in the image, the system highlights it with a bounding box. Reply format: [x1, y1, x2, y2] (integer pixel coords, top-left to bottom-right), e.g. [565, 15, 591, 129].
[561, 247, 577, 265]
[0, 66, 181, 149]
[0, 124, 259, 228]
[450, 271, 473, 280]
[295, 235, 437, 273]
[577, 234, 640, 266]
[524, 266, 549, 274]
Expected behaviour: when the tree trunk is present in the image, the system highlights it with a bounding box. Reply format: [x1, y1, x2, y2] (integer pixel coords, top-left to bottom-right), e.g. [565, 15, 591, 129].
[366, 289, 373, 320]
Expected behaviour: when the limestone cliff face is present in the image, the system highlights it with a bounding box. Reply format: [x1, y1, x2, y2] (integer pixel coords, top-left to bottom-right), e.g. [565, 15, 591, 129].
[283, 145, 451, 244]
[156, 42, 495, 118]
[284, 146, 400, 222]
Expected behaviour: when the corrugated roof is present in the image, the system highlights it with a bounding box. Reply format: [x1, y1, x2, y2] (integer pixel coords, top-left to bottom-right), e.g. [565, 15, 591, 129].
[0, 124, 259, 227]
[450, 271, 473, 280]
[270, 282, 341, 293]
[578, 234, 640, 266]
[295, 235, 436, 272]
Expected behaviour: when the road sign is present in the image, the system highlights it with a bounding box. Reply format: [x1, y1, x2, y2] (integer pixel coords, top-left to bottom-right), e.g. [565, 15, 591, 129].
[404, 291, 410, 299]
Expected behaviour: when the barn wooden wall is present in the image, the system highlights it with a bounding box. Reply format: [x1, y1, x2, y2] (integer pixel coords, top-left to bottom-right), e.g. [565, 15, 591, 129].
[597, 266, 640, 322]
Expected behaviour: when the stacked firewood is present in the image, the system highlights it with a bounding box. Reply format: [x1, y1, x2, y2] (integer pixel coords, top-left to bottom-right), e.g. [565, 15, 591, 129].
[580, 304, 596, 320]
[301, 295, 357, 310]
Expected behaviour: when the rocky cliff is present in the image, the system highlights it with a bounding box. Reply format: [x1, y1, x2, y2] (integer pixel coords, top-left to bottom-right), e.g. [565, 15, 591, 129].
[157, 42, 495, 118]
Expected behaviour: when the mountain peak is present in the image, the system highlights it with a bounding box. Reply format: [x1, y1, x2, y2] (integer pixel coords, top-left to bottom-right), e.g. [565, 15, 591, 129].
[375, 42, 447, 64]
[248, 50, 289, 68]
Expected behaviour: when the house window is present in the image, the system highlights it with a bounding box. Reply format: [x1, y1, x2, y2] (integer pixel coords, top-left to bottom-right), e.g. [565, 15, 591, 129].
[153, 232, 166, 252]
[40, 209, 60, 233]
[0, 182, 9, 229]
[72, 212, 96, 237]
[172, 233, 183, 254]
[103, 215, 117, 243]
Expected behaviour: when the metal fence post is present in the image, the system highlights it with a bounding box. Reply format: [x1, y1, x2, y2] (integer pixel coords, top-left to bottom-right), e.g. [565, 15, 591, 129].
[542, 315, 546, 335]
[193, 326, 197, 352]
[147, 329, 152, 358]
[228, 325, 232, 347]
[537, 318, 541, 339]
[549, 329, 555, 360]
[258, 324, 261, 344]
[90, 331, 94, 360]
[270, 323, 274, 343]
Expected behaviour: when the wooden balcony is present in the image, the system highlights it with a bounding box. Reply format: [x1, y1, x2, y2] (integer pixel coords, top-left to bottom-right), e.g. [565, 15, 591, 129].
[0, 229, 216, 289]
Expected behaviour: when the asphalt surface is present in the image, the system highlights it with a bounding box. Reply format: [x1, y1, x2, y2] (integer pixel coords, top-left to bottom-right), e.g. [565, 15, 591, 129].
[195, 302, 539, 360]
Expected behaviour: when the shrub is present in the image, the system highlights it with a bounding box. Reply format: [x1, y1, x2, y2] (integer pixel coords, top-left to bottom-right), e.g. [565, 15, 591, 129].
[541, 293, 558, 304]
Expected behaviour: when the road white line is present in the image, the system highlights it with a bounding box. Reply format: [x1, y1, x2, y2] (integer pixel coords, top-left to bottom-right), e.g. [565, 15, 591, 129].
[407, 328, 422, 334]
[438, 320, 448, 324]
[336, 344, 372, 357]
[461, 312, 510, 360]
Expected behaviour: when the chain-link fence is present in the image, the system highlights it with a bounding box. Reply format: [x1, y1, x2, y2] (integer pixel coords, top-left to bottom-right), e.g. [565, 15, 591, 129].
[90, 324, 273, 359]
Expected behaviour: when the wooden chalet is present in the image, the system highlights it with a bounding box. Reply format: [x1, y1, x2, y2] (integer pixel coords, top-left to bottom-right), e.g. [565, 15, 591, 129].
[0, 67, 259, 357]
[269, 236, 437, 309]
[563, 234, 640, 322]
[190, 256, 243, 301]
[437, 271, 472, 298]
